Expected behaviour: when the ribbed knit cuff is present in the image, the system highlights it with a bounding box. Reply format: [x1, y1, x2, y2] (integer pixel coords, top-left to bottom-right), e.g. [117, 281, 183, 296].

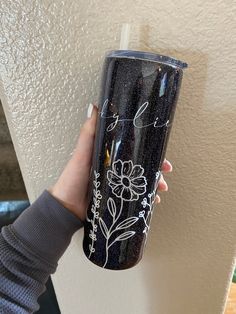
[12, 190, 84, 265]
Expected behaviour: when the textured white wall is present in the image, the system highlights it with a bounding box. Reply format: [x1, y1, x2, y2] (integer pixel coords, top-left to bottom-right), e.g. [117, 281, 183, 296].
[0, 1, 236, 313]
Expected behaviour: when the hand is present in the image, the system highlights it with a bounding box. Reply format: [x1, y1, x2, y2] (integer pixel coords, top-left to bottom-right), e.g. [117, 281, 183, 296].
[49, 104, 173, 221]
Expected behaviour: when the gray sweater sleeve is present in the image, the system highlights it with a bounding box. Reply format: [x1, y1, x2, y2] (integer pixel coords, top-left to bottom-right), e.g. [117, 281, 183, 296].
[0, 190, 84, 313]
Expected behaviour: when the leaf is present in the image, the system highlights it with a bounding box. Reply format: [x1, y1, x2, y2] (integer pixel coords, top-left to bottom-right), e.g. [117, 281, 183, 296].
[97, 192, 102, 199]
[107, 198, 116, 217]
[114, 231, 136, 242]
[116, 217, 139, 230]
[95, 171, 100, 178]
[99, 218, 108, 239]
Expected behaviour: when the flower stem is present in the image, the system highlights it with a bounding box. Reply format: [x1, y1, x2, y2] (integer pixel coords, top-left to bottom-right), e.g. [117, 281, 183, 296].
[103, 198, 124, 268]
[103, 237, 109, 267]
[88, 173, 100, 258]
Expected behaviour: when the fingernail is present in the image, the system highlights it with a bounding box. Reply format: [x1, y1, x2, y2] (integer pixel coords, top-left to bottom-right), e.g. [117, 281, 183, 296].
[164, 159, 173, 171]
[161, 176, 168, 191]
[87, 103, 94, 118]
[155, 195, 161, 203]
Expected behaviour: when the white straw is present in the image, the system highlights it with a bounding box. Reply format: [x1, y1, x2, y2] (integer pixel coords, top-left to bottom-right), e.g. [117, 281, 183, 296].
[119, 23, 130, 50]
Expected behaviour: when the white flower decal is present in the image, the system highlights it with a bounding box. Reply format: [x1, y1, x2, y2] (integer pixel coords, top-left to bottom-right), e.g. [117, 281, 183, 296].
[86, 171, 102, 258]
[107, 159, 147, 201]
[141, 198, 147, 208]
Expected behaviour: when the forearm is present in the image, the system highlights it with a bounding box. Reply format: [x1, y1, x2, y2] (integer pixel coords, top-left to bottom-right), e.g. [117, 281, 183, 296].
[0, 190, 83, 313]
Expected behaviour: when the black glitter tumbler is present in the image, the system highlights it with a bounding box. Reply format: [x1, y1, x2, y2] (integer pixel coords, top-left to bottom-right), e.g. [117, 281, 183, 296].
[83, 50, 187, 270]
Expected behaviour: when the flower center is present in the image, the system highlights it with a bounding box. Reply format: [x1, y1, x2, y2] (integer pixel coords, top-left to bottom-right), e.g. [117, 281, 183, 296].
[122, 176, 130, 187]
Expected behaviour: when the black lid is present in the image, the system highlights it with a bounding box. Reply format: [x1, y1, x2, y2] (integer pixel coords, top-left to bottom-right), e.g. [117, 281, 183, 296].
[106, 50, 188, 69]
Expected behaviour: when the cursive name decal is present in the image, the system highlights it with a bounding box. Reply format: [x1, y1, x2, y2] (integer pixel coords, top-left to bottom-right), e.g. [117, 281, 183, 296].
[100, 99, 170, 132]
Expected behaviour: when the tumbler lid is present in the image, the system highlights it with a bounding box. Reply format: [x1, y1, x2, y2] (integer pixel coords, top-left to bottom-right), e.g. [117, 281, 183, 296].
[106, 50, 188, 69]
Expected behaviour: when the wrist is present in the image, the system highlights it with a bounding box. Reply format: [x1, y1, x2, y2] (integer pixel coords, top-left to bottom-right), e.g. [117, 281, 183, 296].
[47, 187, 86, 221]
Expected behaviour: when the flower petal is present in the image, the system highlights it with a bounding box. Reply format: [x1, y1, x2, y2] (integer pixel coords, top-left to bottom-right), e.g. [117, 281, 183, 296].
[107, 170, 122, 185]
[122, 160, 132, 176]
[113, 185, 124, 197]
[108, 181, 118, 189]
[130, 192, 139, 201]
[121, 187, 139, 201]
[113, 160, 122, 176]
[130, 165, 144, 179]
[121, 187, 133, 201]
[131, 176, 147, 187]
[130, 183, 146, 195]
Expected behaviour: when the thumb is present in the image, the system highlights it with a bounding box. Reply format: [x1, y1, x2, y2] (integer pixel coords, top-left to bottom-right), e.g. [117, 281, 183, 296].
[73, 104, 98, 167]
